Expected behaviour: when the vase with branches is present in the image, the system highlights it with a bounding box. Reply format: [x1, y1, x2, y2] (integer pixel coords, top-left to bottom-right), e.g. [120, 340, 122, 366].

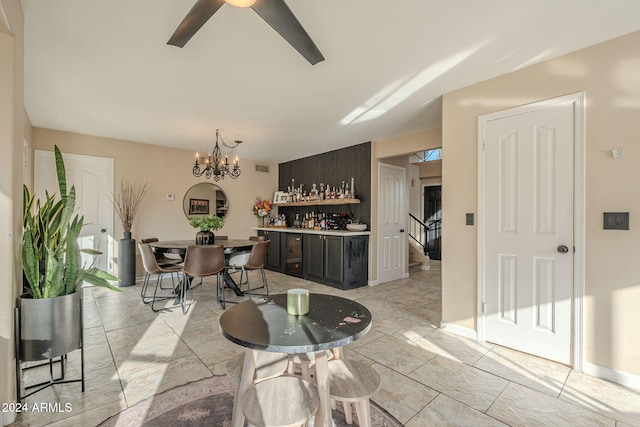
[111, 180, 148, 238]
[110, 179, 147, 286]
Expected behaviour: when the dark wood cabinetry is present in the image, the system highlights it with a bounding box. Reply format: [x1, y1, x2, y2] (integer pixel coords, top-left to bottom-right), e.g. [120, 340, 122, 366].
[304, 234, 344, 286]
[343, 235, 368, 288]
[260, 230, 368, 290]
[302, 233, 368, 290]
[258, 230, 282, 272]
[304, 234, 325, 281]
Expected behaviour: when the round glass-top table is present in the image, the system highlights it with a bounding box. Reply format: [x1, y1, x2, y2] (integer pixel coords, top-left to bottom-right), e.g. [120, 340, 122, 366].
[219, 293, 372, 427]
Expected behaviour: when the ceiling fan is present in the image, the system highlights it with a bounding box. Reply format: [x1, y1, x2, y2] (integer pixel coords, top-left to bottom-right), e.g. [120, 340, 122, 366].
[167, 0, 325, 65]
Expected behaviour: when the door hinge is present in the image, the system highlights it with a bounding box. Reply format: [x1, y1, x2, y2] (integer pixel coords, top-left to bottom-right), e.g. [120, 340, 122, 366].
[482, 302, 487, 315]
[482, 140, 486, 151]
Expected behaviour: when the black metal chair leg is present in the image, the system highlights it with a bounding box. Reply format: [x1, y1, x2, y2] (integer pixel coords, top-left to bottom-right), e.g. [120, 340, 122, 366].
[216, 275, 226, 309]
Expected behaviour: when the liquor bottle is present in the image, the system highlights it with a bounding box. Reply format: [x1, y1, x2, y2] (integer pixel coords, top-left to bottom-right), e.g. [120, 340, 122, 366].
[309, 183, 318, 200]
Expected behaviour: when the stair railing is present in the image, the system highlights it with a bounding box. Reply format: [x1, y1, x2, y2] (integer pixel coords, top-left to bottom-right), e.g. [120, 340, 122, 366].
[408, 213, 428, 255]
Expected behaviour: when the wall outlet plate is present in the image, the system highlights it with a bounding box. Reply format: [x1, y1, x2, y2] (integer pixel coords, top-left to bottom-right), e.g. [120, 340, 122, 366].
[166, 193, 174, 201]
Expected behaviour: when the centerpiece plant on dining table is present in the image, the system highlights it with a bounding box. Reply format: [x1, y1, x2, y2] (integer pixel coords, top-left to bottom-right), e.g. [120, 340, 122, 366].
[189, 214, 224, 245]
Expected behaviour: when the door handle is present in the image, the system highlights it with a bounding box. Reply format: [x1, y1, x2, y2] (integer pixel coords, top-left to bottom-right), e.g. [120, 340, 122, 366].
[399, 229, 405, 233]
[101, 228, 107, 233]
[557, 245, 569, 254]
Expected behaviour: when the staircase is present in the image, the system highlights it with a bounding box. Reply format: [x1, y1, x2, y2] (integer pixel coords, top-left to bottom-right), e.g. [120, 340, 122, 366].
[409, 241, 429, 271]
[408, 213, 429, 272]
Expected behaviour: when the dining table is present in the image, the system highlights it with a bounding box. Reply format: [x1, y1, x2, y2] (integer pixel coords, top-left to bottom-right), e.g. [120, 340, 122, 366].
[150, 239, 256, 296]
[219, 293, 372, 427]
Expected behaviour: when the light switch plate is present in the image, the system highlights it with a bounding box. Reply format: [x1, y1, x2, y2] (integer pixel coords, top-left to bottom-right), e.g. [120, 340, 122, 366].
[466, 213, 474, 226]
[603, 212, 629, 230]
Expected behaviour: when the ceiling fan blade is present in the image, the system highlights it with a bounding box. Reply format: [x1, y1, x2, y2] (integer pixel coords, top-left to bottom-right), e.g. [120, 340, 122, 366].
[167, 0, 226, 48]
[251, 0, 325, 65]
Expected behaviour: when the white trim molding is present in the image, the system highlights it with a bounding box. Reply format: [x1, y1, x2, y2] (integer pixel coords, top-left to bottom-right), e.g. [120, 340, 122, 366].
[583, 362, 640, 392]
[440, 321, 478, 340]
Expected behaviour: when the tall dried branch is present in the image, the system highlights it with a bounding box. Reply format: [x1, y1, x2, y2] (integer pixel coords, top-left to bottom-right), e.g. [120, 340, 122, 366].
[111, 180, 147, 232]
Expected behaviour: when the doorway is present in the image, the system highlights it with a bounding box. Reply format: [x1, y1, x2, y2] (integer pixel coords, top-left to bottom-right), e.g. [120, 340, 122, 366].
[478, 93, 585, 367]
[34, 150, 115, 273]
[423, 185, 441, 260]
[377, 162, 407, 283]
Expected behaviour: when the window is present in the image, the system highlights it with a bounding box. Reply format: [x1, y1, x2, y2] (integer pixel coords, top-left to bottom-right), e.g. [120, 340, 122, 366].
[410, 148, 442, 163]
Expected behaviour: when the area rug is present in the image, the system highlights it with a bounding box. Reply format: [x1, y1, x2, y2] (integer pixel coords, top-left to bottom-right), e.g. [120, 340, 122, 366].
[99, 374, 403, 426]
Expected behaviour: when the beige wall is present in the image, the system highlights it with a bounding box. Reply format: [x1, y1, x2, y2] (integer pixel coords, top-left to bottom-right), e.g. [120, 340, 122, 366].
[442, 30, 640, 376]
[419, 159, 442, 180]
[0, 0, 24, 423]
[32, 128, 279, 246]
[370, 127, 441, 283]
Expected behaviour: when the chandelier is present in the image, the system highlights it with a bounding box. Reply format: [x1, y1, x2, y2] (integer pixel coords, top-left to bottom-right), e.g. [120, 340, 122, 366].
[192, 129, 241, 181]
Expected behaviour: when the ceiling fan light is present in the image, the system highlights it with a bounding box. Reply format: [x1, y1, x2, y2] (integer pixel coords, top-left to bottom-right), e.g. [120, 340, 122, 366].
[225, 0, 256, 7]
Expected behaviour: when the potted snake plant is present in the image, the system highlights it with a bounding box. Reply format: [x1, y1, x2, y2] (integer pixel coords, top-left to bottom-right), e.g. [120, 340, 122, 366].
[19, 145, 120, 364]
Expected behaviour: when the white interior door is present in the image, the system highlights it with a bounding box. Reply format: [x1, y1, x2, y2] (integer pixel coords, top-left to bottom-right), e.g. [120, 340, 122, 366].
[480, 101, 575, 365]
[34, 150, 114, 274]
[378, 163, 406, 284]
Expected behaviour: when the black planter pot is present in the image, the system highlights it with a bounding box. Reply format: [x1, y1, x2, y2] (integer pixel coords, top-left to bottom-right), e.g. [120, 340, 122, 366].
[196, 230, 214, 245]
[18, 290, 83, 361]
[119, 232, 136, 286]
[16, 290, 86, 400]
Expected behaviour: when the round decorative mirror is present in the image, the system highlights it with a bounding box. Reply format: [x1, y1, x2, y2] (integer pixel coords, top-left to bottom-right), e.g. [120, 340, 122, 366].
[183, 183, 229, 218]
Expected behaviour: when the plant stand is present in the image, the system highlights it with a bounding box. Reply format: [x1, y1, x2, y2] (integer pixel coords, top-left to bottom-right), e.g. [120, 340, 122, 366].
[14, 293, 85, 401]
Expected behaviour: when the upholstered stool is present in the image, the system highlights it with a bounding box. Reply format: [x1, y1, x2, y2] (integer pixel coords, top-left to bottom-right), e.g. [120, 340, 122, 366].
[226, 351, 289, 384]
[242, 376, 319, 427]
[328, 359, 380, 427]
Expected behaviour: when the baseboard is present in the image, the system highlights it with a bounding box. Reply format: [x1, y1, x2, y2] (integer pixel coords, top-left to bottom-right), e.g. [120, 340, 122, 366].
[2, 409, 16, 426]
[367, 279, 380, 286]
[583, 362, 640, 391]
[440, 321, 478, 340]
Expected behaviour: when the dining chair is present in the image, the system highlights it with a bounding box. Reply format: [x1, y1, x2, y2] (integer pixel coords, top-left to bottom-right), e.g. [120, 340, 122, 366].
[140, 237, 181, 289]
[138, 243, 183, 311]
[140, 237, 182, 263]
[226, 240, 270, 298]
[225, 236, 263, 283]
[181, 244, 226, 314]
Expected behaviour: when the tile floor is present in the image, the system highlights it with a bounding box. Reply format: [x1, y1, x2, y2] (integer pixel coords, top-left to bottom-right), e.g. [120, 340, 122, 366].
[12, 263, 640, 426]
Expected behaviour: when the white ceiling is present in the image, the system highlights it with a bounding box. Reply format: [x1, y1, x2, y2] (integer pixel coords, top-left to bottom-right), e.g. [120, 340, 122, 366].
[21, 0, 640, 163]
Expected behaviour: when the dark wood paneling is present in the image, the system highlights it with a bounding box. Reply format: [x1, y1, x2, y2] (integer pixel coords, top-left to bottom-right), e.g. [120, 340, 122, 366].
[278, 142, 371, 227]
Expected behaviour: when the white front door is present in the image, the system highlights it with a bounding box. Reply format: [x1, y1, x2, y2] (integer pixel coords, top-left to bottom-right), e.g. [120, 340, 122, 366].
[378, 163, 406, 284]
[480, 100, 575, 364]
[34, 150, 114, 273]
